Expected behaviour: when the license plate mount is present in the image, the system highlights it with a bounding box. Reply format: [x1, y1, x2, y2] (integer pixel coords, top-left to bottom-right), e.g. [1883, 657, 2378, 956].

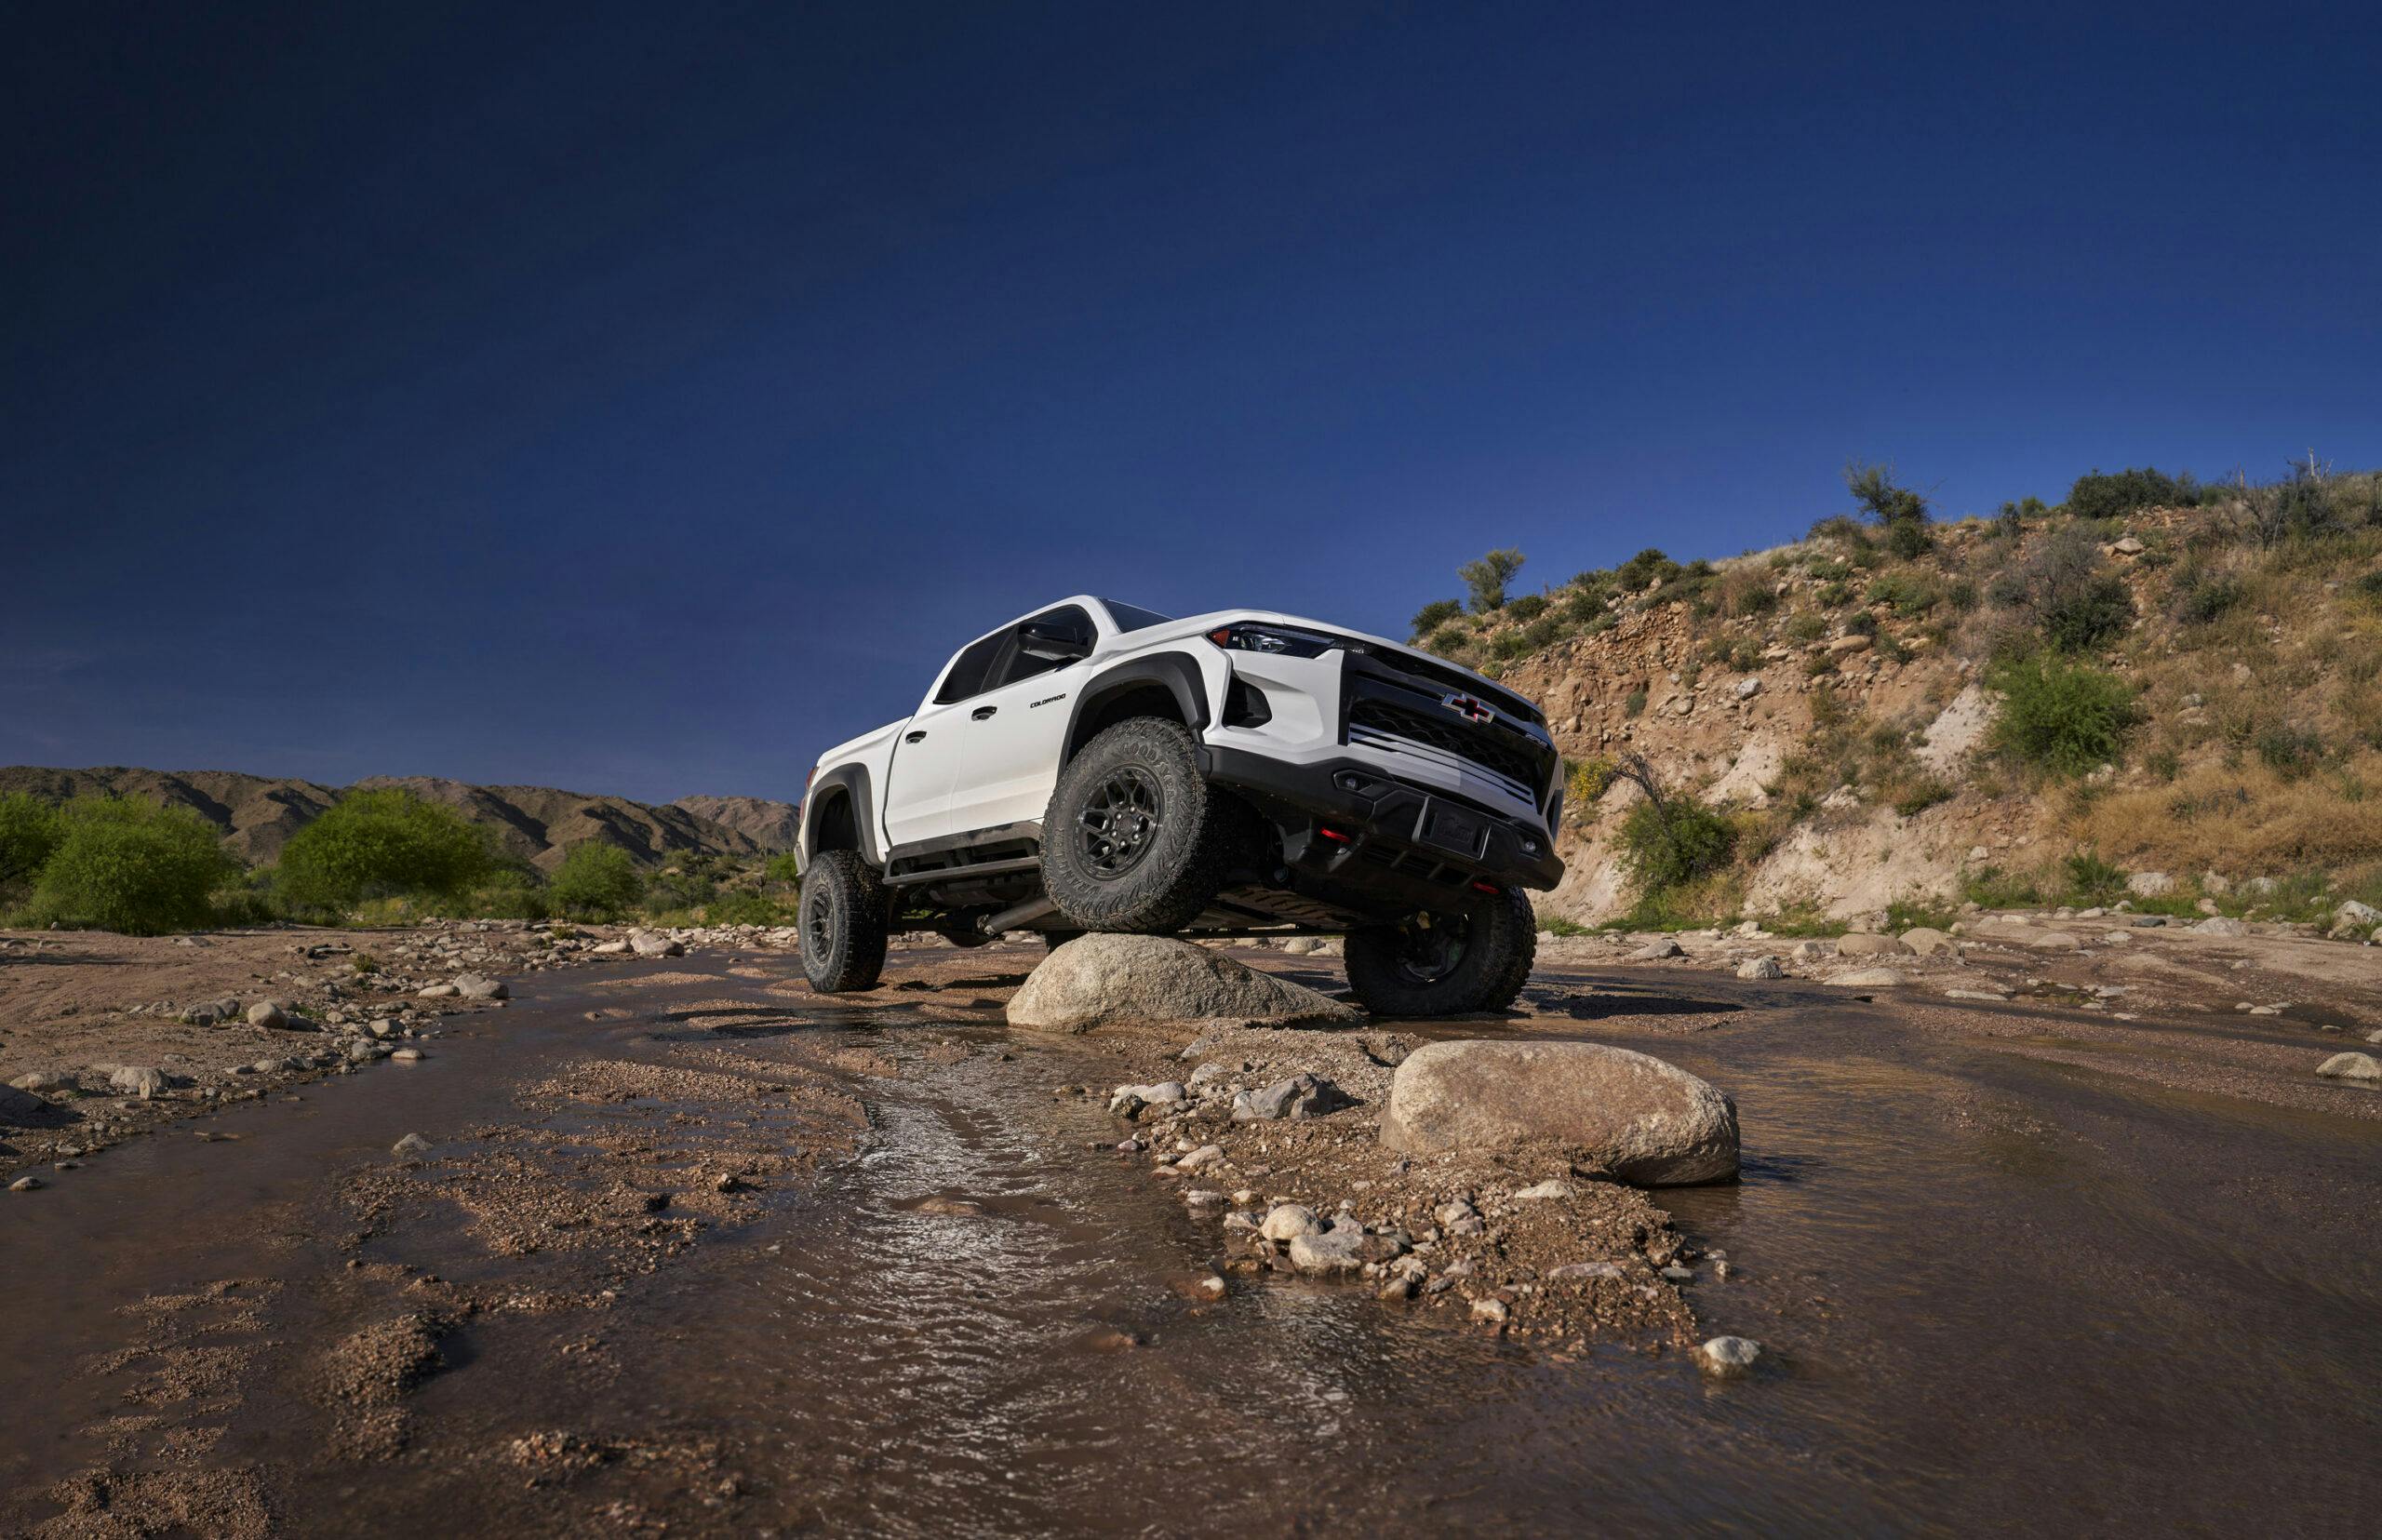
[1415, 800, 1487, 860]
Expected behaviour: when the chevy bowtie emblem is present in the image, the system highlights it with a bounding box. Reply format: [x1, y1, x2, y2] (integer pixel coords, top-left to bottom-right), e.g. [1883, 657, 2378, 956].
[1442, 692, 1495, 724]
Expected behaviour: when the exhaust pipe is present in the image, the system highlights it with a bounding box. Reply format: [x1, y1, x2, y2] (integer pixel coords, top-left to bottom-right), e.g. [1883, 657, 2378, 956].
[978, 896, 1058, 937]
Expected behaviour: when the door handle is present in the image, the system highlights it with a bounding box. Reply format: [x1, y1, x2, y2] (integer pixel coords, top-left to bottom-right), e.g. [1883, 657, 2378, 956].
[904, 730, 927, 743]
[970, 706, 997, 720]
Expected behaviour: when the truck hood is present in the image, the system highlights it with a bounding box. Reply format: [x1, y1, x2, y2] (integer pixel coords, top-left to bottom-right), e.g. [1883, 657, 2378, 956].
[1138, 609, 1550, 726]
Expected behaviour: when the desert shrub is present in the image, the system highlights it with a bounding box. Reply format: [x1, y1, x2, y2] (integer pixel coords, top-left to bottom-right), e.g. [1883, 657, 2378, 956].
[1519, 615, 1565, 651]
[1731, 579, 1779, 617]
[1866, 572, 1939, 617]
[1815, 581, 1853, 609]
[1615, 548, 1681, 591]
[1962, 864, 2043, 908]
[1505, 593, 1549, 623]
[1624, 690, 1648, 718]
[1617, 797, 1739, 894]
[1559, 587, 1609, 626]
[2255, 723, 2327, 779]
[1845, 462, 1933, 557]
[763, 851, 803, 883]
[1411, 597, 1465, 636]
[1786, 612, 1827, 643]
[1425, 623, 1471, 654]
[1989, 655, 2138, 775]
[277, 789, 492, 910]
[548, 841, 644, 918]
[1538, 914, 1591, 937]
[0, 792, 62, 885]
[1458, 548, 1526, 612]
[1997, 526, 2134, 650]
[442, 876, 552, 921]
[2064, 849, 2128, 904]
[2068, 467, 2188, 521]
[1567, 756, 1616, 808]
[1893, 780, 1954, 816]
[32, 797, 234, 934]
[2172, 568, 2243, 625]
[704, 889, 783, 925]
[2242, 458, 2374, 547]
[1846, 609, 1880, 636]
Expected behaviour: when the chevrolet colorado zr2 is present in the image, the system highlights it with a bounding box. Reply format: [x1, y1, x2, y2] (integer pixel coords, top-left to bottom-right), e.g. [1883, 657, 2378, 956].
[796, 596, 1565, 1017]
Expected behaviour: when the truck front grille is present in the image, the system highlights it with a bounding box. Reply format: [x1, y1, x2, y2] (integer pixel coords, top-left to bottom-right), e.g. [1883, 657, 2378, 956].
[1345, 700, 1540, 806]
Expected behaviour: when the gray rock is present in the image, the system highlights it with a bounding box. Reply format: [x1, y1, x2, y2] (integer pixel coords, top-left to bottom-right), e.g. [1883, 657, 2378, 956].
[1693, 1335, 1762, 1376]
[2196, 917, 2251, 937]
[1547, 1261, 1626, 1282]
[2316, 1052, 2379, 1085]
[390, 1047, 424, 1063]
[392, 1132, 433, 1156]
[628, 930, 685, 957]
[0, 1084, 57, 1123]
[8, 1175, 42, 1193]
[1260, 1203, 1320, 1242]
[2333, 899, 2381, 928]
[1287, 1220, 1366, 1273]
[1735, 956, 1785, 980]
[453, 973, 509, 1000]
[1513, 1179, 1574, 1199]
[1009, 933, 1361, 1031]
[1230, 1073, 1354, 1122]
[1835, 932, 1907, 957]
[1380, 1039, 1738, 1185]
[1108, 1081, 1187, 1118]
[108, 1065, 167, 1099]
[1629, 938, 1685, 960]
[416, 983, 460, 998]
[8, 1070, 76, 1093]
[1734, 676, 1762, 700]
[2125, 871, 2175, 897]
[1946, 987, 2011, 1001]
[246, 1000, 288, 1029]
[1833, 968, 1907, 987]
[1899, 927, 1954, 956]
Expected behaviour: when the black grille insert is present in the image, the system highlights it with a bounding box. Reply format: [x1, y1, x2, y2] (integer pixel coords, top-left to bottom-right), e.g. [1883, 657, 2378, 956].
[1347, 699, 1544, 790]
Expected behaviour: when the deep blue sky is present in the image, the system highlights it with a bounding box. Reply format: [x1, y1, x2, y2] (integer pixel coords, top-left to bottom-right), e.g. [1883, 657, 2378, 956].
[6, 2, 2378, 803]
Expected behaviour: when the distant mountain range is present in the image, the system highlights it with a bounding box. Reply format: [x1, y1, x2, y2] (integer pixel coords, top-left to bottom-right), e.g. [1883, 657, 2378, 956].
[0, 766, 799, 870]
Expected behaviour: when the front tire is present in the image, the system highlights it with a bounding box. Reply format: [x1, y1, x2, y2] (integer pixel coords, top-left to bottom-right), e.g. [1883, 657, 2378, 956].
[1343, 889, 1535, 1017]
[1038, 717, 1234, 933]
[800, 850, 890, 993]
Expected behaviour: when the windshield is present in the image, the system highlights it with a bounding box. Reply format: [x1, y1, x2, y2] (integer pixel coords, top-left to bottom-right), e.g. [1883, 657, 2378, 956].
[1099, 599, 1173, 633]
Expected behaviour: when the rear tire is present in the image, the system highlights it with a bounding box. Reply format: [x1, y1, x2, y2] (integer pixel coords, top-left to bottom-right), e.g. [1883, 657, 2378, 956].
[1343, 891, 1535, 1017]
[1039, 717, 1234, 933]
[800, 850, 890, 993]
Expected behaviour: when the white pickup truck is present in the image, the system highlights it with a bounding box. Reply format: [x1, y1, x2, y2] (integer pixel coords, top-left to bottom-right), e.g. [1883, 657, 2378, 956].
[796, 596, 1565, 1016]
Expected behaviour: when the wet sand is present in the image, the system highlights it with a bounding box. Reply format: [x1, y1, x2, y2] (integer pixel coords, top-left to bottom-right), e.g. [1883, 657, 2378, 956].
[4, 940, 2378, 1535]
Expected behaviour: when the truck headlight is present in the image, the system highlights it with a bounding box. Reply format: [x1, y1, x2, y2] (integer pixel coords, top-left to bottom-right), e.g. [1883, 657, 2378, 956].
[1203, 623, 1343, 659]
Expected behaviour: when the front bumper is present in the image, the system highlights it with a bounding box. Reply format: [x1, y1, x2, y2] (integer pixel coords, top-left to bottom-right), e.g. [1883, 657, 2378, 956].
[1199, 743, 1565, 894]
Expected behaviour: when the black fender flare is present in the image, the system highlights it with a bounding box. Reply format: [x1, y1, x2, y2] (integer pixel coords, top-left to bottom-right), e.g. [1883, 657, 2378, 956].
[1060, 652, 1213, 762]
[802, 763, 883, 867]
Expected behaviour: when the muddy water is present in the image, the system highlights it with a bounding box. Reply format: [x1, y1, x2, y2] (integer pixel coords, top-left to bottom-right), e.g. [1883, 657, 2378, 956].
[6, 953, 2380, 1535]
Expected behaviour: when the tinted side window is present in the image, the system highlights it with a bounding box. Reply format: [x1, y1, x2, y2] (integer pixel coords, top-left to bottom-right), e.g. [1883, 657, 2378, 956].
[988, 605, 1093, 690]
[933, 631, 1009, 704]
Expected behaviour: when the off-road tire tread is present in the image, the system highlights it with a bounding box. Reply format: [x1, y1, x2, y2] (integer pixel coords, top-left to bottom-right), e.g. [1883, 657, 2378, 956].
[1343, 888, 1535, 1017]
[1039, 717, 1234, 934]
[800, 850, 890, 993]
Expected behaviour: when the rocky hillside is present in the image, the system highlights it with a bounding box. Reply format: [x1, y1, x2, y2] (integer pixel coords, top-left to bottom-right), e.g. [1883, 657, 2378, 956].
[0, 766, 798, 872]
[671, 794, 803, 852]
[1414, 467, 2382, 929]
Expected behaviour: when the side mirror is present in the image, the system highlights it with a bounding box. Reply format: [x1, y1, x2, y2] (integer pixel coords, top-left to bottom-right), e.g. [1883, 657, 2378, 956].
[1017, 623, 1091, 663]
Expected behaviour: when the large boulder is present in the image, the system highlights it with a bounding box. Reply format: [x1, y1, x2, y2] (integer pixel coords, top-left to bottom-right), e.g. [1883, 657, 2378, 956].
[1007, 934, 1361, 1032]
[1380, 1039, 1738, 1185]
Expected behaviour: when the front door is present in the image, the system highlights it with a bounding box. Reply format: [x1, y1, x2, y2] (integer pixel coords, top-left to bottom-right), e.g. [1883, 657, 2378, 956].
[943, 605, 1095, 838]
[879, 628, 1009, 850]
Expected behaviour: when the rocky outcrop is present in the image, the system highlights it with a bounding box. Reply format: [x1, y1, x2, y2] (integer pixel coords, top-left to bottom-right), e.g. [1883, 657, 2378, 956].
[1008, 934, 1362, 1032]
[670, 795, 801, 851]
[1379, 1039, 1738, 1185]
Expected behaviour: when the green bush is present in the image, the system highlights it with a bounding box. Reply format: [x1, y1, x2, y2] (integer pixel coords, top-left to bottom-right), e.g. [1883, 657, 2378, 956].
[1845, 462, 1933, 557]
[1962, 864, 2043, 909]
[763, 851, 803, 883]
[2064, 850, 2127, 904]
[2068, 466, 2189, 521]
[548, 842, 644, 918]
[1458, 548, 1527, 612]
[1623, 690, 1648, 718]
[2173, 570, 2243, 625]
[1989, 655, 2138, 775]
[2255, 723, 2327, 779]
[1997, 526, 2134, 650]
[704, 889, 784, 925]
[32, 797, 234, 934]
[1617, 797, 1738, 894]
[1504, 593, 1549, 623]
[1425, 623, 1471, 654]
[1615, 548, 1681, 591]
[1410, 598, 1465, 637]
[0, 793, 62, 885]
[277, 789, 493, 910]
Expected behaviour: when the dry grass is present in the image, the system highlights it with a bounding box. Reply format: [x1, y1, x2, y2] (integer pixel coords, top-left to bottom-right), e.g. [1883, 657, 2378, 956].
[2075, 751, 2382, 874]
